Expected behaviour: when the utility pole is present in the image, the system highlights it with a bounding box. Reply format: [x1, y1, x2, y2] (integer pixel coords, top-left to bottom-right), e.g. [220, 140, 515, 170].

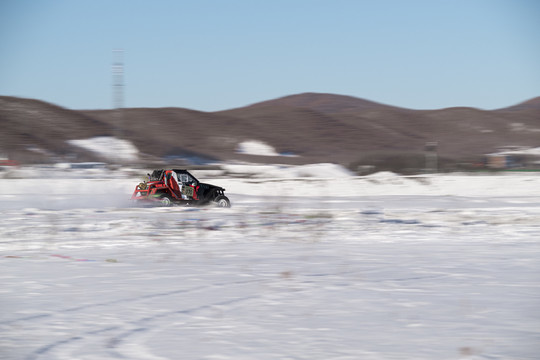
[425, 142, 438, 173]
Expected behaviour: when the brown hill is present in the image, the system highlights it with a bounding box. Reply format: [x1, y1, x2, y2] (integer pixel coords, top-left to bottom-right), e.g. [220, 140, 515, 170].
[1, 93, 539, 172]
[80, 107, 265, 163]
[496, 97, 540, 112]
[233, 92, 402, 114]
[0, 96, 114, 163]
[219, 93, 540, 166]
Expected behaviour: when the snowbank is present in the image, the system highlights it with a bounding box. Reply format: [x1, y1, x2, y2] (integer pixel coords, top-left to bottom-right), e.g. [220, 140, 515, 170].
[236, 140, 280, 156]
[215, 173, 540, 197]
[499, 146, 540, 156]
[222, 163, 354, 178]
[68, 136, 139, 162]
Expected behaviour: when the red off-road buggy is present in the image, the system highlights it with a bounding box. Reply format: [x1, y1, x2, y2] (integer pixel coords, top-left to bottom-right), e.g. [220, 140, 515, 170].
[131, 169, 231, 207]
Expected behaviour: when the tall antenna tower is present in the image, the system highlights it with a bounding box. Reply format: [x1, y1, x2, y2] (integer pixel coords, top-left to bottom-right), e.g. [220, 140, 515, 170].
[112, 49, 125, 139]
[112, 49, 124, 110]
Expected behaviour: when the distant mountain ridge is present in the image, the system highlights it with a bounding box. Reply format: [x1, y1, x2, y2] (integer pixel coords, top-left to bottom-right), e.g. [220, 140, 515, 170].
[232, 92, 405, 114]
[496, 97, 540, 112]
[1, 93, 539, 171]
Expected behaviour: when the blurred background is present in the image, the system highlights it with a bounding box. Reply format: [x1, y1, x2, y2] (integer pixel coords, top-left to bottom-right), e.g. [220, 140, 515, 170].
[1, 0, 539, 173]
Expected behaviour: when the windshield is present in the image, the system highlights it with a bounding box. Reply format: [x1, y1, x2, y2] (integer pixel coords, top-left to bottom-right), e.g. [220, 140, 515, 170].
[175, 171, 197, 184]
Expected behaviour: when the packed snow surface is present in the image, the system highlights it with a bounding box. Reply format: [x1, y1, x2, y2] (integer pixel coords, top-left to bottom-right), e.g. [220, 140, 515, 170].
[67, 136, 139, 162]
[1, 166, 540, 360]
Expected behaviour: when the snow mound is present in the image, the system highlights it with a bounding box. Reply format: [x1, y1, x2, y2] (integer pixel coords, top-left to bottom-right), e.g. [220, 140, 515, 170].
[236, 140, 280, 156]
[499, 147, 540, 156]
[67, 137, 138, 162]
[366, 171, 400, 179]
[280, 163, 354, 178]
[222, 163, 354, 178]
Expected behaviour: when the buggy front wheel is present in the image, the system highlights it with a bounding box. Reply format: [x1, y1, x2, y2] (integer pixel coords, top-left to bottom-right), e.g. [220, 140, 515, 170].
[214, 195, 231, 208]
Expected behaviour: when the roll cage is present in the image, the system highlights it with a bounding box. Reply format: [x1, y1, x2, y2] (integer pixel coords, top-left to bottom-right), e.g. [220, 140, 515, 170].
[132, 169, 229, 207]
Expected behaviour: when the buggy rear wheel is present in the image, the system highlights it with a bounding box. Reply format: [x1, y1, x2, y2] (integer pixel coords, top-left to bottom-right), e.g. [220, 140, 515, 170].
[214, 195, 231, 208]
[159, 195, 172, 207]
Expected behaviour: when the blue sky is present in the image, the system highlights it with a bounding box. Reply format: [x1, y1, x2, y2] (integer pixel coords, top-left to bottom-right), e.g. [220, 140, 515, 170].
[1, 0, 539, 111]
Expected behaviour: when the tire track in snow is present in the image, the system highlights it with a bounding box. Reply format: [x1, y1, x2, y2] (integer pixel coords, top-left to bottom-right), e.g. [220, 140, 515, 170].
[25, 326, 122, 360]
[105, 295, 260, 359]
[20, 280, 263, 360]
[0, 278, 262, 326]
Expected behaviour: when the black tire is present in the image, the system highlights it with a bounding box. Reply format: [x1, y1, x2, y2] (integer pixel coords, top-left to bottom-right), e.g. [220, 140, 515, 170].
[213, 195, 231, 208]
[159, 195, 172, 207]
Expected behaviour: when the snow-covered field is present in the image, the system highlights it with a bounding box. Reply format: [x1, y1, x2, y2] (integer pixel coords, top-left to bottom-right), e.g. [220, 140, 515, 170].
[1, 166, 540, 360]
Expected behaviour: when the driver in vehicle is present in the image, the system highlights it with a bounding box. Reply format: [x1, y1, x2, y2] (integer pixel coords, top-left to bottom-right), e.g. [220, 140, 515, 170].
[170, 171, 189, 200]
